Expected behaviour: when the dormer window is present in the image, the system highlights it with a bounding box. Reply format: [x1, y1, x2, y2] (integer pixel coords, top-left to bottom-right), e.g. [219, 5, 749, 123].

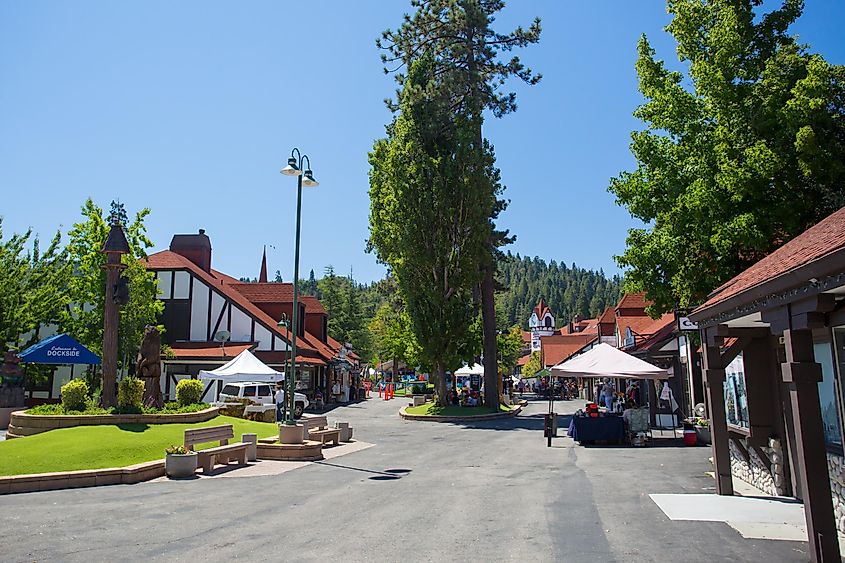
[544, 316, 553, 328]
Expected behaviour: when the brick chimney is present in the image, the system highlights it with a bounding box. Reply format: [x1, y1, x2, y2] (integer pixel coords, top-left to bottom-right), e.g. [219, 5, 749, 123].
[169, 229, 212, 273]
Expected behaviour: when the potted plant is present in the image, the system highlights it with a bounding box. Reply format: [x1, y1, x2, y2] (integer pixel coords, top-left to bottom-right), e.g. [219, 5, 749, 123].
[695, 419, 711, 445]
[164, 444, 197, 478]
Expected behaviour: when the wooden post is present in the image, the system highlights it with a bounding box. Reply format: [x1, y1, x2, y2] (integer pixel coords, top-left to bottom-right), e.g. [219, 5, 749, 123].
[701, 338, 733, 495]
[100, 220, 130, 408]
[781, 328, 840, 562]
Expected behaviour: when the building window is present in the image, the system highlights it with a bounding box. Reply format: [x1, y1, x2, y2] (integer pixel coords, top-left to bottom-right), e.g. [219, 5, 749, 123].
[544, 316, 553, 328]
[823, 328, 845, 450]
[160, 299, 190, 343]
[724, 352, 749, 429]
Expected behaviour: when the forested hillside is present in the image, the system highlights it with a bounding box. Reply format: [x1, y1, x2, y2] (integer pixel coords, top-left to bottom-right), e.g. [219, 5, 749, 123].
[496, 253, 623, 328]
[295, 256, 623, 361]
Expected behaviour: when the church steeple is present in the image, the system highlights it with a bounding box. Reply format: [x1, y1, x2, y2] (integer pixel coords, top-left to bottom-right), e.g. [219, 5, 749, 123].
[259, 246, 268, 283]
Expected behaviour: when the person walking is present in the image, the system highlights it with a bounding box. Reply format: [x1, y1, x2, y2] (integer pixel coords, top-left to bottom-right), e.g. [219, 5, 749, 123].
[274, 383, 285, 422]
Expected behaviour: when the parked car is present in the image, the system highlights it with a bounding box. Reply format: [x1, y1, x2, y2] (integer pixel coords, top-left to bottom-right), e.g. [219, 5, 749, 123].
[217, 382, 309, 418]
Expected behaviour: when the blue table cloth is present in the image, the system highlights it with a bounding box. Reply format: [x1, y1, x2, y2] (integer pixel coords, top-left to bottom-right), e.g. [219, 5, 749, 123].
[568, 415, 625, 444]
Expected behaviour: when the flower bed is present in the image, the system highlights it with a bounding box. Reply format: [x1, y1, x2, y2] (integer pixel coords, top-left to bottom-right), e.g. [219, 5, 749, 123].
[7, 406, 220, 438]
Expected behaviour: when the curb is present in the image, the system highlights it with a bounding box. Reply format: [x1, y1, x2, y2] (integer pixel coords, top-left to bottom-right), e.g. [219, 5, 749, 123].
[399, 404, 522, 422]
[0, 460, 165, 495]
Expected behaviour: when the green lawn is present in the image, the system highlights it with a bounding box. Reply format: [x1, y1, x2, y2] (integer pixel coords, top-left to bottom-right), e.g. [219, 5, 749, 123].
[405, 403, 515, 416]
[0, 415, 278, 477]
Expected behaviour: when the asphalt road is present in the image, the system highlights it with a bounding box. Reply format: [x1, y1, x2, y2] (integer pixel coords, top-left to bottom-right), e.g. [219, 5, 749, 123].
[0, 396, 809, 562]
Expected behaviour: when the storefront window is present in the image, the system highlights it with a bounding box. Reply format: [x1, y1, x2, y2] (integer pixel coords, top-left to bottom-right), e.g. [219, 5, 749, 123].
[823, 328, 845, 450]
[724, 353, 749, 429]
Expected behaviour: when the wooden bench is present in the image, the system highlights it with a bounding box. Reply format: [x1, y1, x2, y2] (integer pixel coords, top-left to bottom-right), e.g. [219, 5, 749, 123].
[301, 416, 340, 446]
[184, 425, 249, 474]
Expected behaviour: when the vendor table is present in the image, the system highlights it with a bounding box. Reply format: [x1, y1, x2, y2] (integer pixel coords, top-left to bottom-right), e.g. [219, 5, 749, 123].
[568, 415, 625, 444]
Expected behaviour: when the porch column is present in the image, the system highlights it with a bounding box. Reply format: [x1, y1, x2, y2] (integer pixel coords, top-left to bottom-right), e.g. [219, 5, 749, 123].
[701, 341, 733, 495]
[781, 328, 839, 562]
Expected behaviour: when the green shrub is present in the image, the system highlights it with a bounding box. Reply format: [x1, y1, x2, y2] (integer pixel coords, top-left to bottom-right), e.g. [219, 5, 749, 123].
[176, 379, 204, 406]
[117, 376, 145, 410]
[60, 379, 89, 411]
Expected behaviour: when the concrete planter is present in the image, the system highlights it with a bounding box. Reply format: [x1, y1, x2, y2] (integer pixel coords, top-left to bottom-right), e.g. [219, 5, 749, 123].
[278, 423, 304, 444]
[165, 452, 198, 479]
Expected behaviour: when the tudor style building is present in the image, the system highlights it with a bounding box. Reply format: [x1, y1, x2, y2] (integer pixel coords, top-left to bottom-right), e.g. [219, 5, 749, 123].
[145, 230, 350, 402]
[528, 298, 556, 352]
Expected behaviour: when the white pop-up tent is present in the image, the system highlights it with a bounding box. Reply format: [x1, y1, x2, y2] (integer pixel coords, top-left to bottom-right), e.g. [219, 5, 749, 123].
[454, 363, 484, 375]
[198, 349, 284, 383]
[550, 343, 669, 380]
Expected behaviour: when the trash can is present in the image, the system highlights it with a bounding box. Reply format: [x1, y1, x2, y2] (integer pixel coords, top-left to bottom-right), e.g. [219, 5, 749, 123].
[544, 413, 558, 438]
[682, 423, 697, 447]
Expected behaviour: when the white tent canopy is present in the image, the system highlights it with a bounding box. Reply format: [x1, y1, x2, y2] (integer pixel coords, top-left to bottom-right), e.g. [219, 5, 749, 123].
[550, 343, 670, 380]
[198, 349, 284, 383]
[454, 363, 484, 376]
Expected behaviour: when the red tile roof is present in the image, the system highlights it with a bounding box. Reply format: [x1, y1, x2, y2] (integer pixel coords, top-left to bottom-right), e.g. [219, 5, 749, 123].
[228, 283, 327, 314]
[255, 352, 327, 367]
[598, 306, 616, 324]
[540, 334, 597, 367]
[169, 342, 256, 360]
[618, 313, 675, 347]
[522, 331, 532, 343]
[616, 292, 648, 310]
[145, 250, 332, 364]
[631, 314, 677, 351]
[560, 318, 599, 335]
[696, 206, 845, 312]
[517, 354, 531, 366]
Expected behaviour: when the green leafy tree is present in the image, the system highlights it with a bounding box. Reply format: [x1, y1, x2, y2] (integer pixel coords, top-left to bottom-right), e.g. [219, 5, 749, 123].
[60, 199, 164, 394]
[369, 56, 490, 405]
[378, 0, 542, 407]
[0, 221, 70, 351]
[522, 351, 541, 378]
[369, 303, 420, 372]
[610, 0, 845, 314]
[496, 325, 523, 376]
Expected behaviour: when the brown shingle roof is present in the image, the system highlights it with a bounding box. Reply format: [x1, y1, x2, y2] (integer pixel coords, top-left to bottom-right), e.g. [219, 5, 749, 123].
[696, 206, 845, 312]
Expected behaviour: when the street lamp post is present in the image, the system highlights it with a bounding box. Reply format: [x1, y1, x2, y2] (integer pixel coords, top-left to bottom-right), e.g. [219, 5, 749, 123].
[279, 148, 319, 427]
[277, 312, 290, 420]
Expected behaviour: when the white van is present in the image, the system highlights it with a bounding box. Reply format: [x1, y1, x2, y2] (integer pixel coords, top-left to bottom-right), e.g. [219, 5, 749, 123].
[217, 382, 309, 418]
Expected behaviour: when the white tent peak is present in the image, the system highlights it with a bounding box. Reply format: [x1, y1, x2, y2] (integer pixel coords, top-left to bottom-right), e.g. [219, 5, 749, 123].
[198, 349, 284, 383]
[454, 363, 484, 375]
[550, 343, 669, 380]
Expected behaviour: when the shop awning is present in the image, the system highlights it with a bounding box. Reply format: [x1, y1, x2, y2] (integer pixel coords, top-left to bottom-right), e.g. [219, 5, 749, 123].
[19, 334, 101, 365]
[550, 343, 669, 380]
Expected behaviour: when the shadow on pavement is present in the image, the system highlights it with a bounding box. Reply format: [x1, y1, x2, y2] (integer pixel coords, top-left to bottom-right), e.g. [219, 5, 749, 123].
[313, 460, 413, 481]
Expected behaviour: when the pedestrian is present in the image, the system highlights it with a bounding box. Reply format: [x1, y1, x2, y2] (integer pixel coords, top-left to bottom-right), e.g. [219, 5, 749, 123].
[274, 383, 284, 422]
[602, 379, 615, 410]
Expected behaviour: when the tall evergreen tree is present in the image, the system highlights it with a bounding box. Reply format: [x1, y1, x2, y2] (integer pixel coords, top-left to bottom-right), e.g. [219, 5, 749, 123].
[369, 56, 490, 405]
[378, 0, 541, 408]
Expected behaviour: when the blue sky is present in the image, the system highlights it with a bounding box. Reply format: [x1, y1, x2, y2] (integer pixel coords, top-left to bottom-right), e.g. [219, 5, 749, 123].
[2, 1, 844, 283]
